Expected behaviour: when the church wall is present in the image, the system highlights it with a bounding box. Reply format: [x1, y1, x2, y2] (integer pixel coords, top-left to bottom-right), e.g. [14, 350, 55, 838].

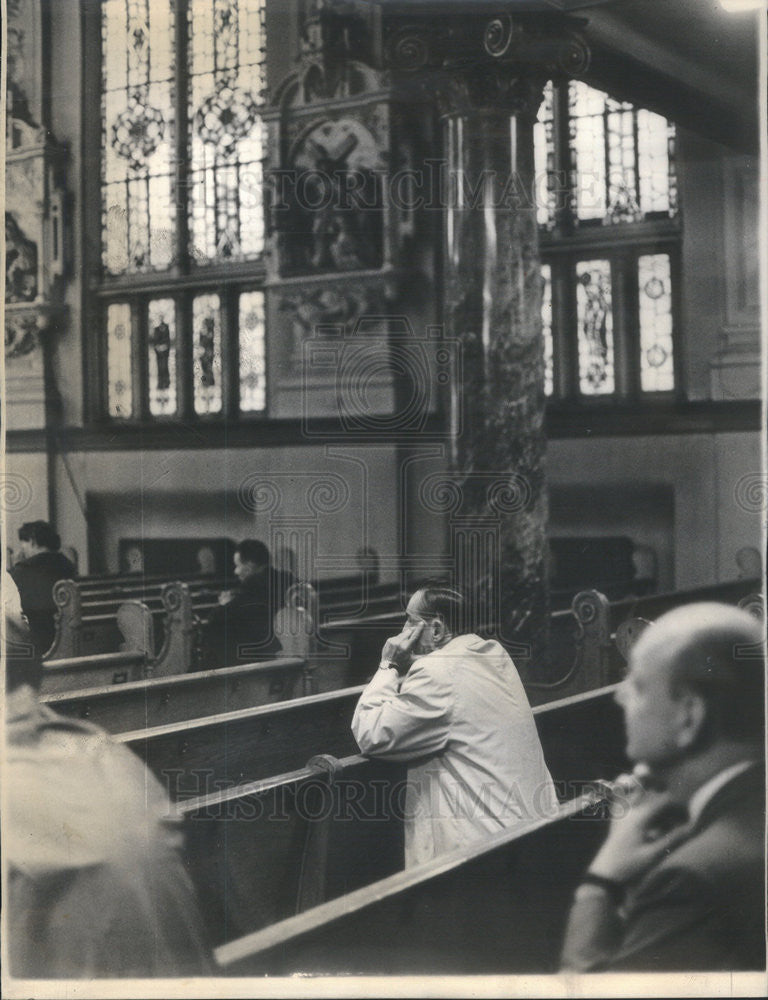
[5, 1, 763, 597]
[547, 429, 763, 589]
[50, 445, 402, 580]
[678, 131, 761, 402]
[3, 454, 50, 559]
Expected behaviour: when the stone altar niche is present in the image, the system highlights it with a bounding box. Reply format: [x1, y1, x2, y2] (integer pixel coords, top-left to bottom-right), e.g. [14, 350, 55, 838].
[5, 0, 67, 430]
[262, 0, 438, 421]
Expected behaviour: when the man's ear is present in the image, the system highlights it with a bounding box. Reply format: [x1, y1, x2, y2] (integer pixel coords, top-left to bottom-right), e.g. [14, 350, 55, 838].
[432, 616, 447, 641]
[676, 690, 707, 750]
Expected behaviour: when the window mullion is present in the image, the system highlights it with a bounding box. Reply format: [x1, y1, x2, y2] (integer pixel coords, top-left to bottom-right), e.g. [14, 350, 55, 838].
[177, 293, 194, 421]
[554, 258, 578, 399]
[173, 0, 191, 275]
[613, 252, 639, 399]
[135, 298, 151, 420]
[222, 286, 238, 419]
[553, 82, 574, 235]
[670, 250, 685, 400]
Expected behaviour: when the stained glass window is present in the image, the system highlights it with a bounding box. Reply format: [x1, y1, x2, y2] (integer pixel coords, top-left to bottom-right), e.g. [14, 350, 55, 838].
[540, 264, 553, 397]
[567, 81, 676, 225]
[148, 298, 177, 415]
[238, 291, 266, 412]
[188, 0, 266, 263]
[638, 254, 675, 392]
[536, 80, 678, 402]
[193, 294, 222, 415]
[96, 0, 268, 423]
[576, 260, 614, 395]
[102, 0, 176, 274]
[107, 303, 133, 417]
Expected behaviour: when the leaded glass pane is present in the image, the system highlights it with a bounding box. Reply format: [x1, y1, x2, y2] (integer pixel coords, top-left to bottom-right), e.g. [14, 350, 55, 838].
[540, 264, 553, 397]
[638, 254, 675, 392]
[534, 82, 556, 228]
[569, 82, 675, 225]
[148, 298, 177, 415]
[576, 260, 614, 395]
[102, 0, 176, 274]
[239, 291, 266, 412]
[188, 0, 266, 264]
[570, 82, 606, 221]
[606, 104, 641, 223]
[193, 294, 222, 414]
[107, 303, 133, 417]
[638, 109, 677, 217]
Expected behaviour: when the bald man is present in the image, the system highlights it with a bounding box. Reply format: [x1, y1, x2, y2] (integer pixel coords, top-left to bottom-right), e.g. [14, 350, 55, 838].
[560, 602, 765, 972]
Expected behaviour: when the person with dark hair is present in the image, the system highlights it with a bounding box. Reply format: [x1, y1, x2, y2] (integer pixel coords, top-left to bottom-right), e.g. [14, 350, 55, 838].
[10, 520, 76, 657]
[201, 538, 294, 668]
[352, 584, 557, 868]
[560, 602, 765, 972]
[3, 576, 213, 978]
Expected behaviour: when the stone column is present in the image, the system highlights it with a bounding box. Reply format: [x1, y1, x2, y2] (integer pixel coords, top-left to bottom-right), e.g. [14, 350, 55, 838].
[435, 17, 590, 666]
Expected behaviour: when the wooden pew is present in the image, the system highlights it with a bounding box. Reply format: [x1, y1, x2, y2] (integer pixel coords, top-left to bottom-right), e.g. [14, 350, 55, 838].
[607, 576, 761, 630]
[40, 650, 148, 694]
[45, 578, 208, 663]
[178, 683, 625, 947]
[214, 793, 609, 975]
[40, 656, 306, 732]
[117, 685, 365, 799]
[180, 754, 406, 946]
[152, 679, 622, 805]
[45, 572, 400, 675]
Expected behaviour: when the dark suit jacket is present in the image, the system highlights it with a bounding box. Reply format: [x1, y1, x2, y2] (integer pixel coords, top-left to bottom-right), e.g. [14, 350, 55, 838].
[562, 761, 766, 972]
[10, 550, 76, 657]
[202, 567, 295, 668]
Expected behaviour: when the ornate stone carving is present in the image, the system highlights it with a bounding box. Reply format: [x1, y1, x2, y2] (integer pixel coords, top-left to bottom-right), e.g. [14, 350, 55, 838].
[5, 308, 44, 359]
[5, 212, 38, 302]
[278, 281, 386, 362]
[435, 67, 548, 120]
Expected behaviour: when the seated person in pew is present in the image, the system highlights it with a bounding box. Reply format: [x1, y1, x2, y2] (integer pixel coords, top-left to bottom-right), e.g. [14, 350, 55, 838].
[560, 602, 765, 972]
[2, 577, 214, 979]
[201, 538, 295, 669]
[352, 584, 558, 868]
[9, 520, 76, 658]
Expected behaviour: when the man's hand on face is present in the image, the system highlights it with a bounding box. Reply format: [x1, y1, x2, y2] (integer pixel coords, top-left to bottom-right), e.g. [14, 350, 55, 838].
[381, 621, 426, 674]
[587, 786, 692, 884]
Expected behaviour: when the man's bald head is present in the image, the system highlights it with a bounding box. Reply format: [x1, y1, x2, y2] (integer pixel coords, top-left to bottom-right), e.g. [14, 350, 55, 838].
[631, 602, 765, 744]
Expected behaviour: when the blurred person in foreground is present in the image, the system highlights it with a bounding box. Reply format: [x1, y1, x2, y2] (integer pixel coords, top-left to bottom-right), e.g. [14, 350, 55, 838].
[2, 574, 213, 979]
[352, 584, 558, 868]
[560, 601, 765, 972]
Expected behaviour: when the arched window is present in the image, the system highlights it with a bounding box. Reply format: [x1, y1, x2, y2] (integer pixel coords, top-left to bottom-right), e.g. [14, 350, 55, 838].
[90, 0, 267, 423]
[535, 81, 680, 401]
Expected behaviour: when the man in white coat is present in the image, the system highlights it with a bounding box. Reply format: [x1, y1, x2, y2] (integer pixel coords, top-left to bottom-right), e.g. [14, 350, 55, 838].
[352, 584, 558, 868]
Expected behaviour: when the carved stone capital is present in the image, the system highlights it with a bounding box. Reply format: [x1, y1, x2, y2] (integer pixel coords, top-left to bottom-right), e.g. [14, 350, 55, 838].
[483, 14, 590, 77]
[294, 3, 590, 118]
[435, 67, 548, 120]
